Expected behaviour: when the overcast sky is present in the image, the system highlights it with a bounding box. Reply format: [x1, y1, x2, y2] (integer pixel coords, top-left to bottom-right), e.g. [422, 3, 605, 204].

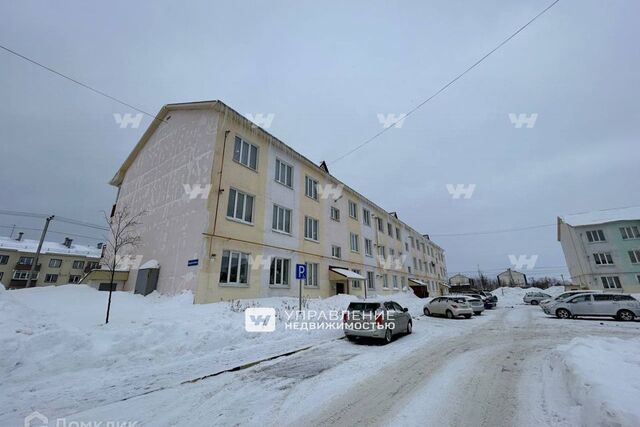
[1, 0, 638, 280]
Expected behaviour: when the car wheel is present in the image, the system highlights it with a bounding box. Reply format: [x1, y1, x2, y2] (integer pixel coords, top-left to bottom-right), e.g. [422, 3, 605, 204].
[406, 321, 412, 334]
[464, 314, 472, 319]
[384, 328, 393, 344]
[446, 310, 454, 319]
[556, 308, 571, 319]
[531, 300, 539, 305]
[474, 311, 482, 315]
[617, 310, 635, 321]
[423, 307, 431, 316]
[346, 335, 357, 342]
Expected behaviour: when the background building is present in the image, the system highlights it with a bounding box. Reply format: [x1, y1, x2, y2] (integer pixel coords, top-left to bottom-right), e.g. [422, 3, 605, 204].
[557, 207, 640, 293]
[496, 268, 527, 287]
[0, 234, 101, 289]
[108, 100, 449, 303]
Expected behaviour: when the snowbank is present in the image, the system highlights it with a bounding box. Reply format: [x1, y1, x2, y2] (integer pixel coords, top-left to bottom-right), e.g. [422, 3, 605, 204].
[549, 336, 640, 426]
[491, 285, 564, 306]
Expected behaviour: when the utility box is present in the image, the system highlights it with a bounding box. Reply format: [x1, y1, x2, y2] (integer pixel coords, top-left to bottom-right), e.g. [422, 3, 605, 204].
[134, 260, 160, 296]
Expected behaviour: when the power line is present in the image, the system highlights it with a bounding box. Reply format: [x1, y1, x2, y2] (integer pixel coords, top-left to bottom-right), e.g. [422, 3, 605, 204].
[0, 210, 109, 231]
[330, 0, 561, 164]
[431, 223, 555, 237]
[0, 225, 105, 241]
[0, 43, 163, 123]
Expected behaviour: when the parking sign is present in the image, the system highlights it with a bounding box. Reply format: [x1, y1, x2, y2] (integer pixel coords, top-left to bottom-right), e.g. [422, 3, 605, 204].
[295, 263, 307, 280]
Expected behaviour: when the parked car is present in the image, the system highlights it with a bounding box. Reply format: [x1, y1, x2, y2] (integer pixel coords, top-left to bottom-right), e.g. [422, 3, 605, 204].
[343, 300, 412, 344]
[423, 296, 473, 319]
[523, 292, 552, 305]
[467, 293, 496, 309]
[544, 293, 640, 321]
[461, 296, 485, 315]
[539, 290, 599, 309]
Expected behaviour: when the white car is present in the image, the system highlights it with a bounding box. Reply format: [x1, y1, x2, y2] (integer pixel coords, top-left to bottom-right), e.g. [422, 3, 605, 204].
[539, 290, 599, 309]
[460, 296, 485, 315]
[424, 296, 473, 319]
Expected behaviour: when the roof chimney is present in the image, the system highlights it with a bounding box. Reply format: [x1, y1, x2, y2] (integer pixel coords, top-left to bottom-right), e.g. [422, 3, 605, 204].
[63, 237, 73, 248]
[16, 232, 24, 241]
[97, 242, 103, 249]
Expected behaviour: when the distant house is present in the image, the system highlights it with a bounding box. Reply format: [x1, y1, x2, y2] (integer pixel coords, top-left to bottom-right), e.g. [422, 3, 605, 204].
[557, 207, 640, 293]
[496, 269, 527, 287]
[0, 234, 101, 289]
[449, 273, 473, 287]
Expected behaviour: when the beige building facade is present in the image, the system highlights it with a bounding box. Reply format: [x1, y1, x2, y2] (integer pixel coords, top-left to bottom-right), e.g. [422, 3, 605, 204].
[0, 235, 101, 289]
[109, 101, 448, 303]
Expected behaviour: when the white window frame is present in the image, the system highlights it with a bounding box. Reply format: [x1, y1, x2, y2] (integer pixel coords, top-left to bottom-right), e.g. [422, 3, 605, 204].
[387, 222, 393, 236]
[586, 229, 606, 242]
[0, 255, 8, 265]
[350, 233, 360, 253]
[376, 217, 384, 232]
[620, 226, 640, 240]
[227, 188, 255, 224]
[348, 200, 358, 219]
[305, 175, 318, 200]
[629, 250, 640, 264]
[367, 271, 375, 289]
[305, 262, 319, 287]
[233, 136, 258, 170]
[13, 270, 38, 280]
[600, 276, 621, 289]
[72, 260, 85, 269]
[219, 250, 250, 286]
[330, 206, 340, 222]
[269, 257, 290, 287]
[44, 273, 58, 283]
[593, 252, 614, 265]
[363, 208, 371, 226]
[351, 269, 361, 289]
[49, 258, 62, 268]
[69, 275, 81, 284]
[364, 238, 373, 257]
[392, 275, 398, 289]
[275, 158, 293, 188]
[272, 204, 292, 234]
[18, 256, 34, 265]
[331, 245, 342, 259]
[304, 216, 319, 241]
[382, 274, 389, 289]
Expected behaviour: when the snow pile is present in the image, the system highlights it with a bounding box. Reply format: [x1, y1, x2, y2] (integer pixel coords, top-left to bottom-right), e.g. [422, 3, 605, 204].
[549, 336, 640, 426]
[491, 286, 564, 306]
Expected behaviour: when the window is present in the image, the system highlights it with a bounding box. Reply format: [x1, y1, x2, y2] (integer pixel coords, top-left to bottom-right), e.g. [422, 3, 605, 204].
[70, 275, 81, 284]
[304, 216, 319, 241]
[330, 206, 340, 222]
[363, 208, 371, 226]
[593, 253, 614, 265]
[275, 158, 293, 187]
[600, 276, 622, 289]
[350, 233, 360, 252]
[395, 227, 401, 240]
[620, 226, 640, 240]
[392, 275, 398, 289]
[331, 245, 342, 259]
[376, 217, 384, 232]
[637, 274, 640, 285]
[44, 274, 58, 283]
[409, 236, 415, 248]
[87, 261, 100, 270]
[401, 276, 406, 289]
[387, 222, 393, 236]
[367, 271, 375, 289]
[18, 256, 34, 265]
[0, 272, 2, 281]
[272, 204, 292, 234]
[305, 176, 318, 200]
[220, 250, 249, 285]
[269, 257, 290, 286]
[227, 188, 255, 223]
[0, 255, 8, 265]
[405, 242, 409, 251]
[570, 294, 592, 303]
[13, 271, 37, 280]
[305, 262, 318, 287]
[348, 200, 358, 219]
[72, 260, 85, 269]
[629, 250, 640, 264]
[352, 269, 361, 289]
[593, 294, 615, 302]
[233, 136, 258, 170]
[390, 248, 395, 256]
[377, 245, 386, 258]
[382, 274, 389, 288]
[49, 259, 62, 268]
[364, 238, 373, 257]
[586, 229, 606, 242]
[413, 257, 418, 269]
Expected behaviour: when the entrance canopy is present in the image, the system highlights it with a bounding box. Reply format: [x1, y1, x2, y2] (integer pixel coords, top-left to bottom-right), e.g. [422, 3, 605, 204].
[408, 278, 427, 286]
[329, 267, 366, 280]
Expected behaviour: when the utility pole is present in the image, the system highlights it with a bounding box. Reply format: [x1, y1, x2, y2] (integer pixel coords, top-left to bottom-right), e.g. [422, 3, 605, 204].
[9, 224, 16, 239]
[26, 215, 54, 288]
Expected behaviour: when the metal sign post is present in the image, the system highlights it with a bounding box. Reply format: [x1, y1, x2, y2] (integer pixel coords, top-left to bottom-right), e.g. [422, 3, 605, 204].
[295, 264, 307, 311]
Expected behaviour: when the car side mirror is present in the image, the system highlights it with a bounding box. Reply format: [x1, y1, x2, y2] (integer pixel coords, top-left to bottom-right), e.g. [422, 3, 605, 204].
[403, 308, 408, 312]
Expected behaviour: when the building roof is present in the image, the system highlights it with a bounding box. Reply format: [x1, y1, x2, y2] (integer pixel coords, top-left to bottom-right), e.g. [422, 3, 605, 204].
[559, 206, 640, 227]
[497, 269, 526, 278]
[0, 236, 101, 258]
[109, 100, 446, 251]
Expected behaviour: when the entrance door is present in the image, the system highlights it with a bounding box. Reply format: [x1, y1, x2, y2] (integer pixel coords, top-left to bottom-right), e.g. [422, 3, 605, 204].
[336, 282, 345, 295]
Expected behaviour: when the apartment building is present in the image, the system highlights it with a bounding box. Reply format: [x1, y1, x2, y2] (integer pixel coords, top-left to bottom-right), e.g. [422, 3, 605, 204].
[0, 234, 101, 289]
[108, 100, 448, 303]
[557, 207, 640, 293]
[496, 268, 528, 287]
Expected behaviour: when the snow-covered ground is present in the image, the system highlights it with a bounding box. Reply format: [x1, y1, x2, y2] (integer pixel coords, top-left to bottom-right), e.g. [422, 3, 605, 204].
[2, 284, 639, 426]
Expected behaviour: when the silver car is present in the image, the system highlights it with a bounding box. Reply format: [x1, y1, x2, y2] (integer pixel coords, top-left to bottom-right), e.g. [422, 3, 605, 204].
[546, 293, 640, 321]
[344, 300, 412, 344]
[540, 290, 599, 309]
[461, 296, 485, 315]
[423, 296, 473, 319]
[523, 291, 551, 305]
